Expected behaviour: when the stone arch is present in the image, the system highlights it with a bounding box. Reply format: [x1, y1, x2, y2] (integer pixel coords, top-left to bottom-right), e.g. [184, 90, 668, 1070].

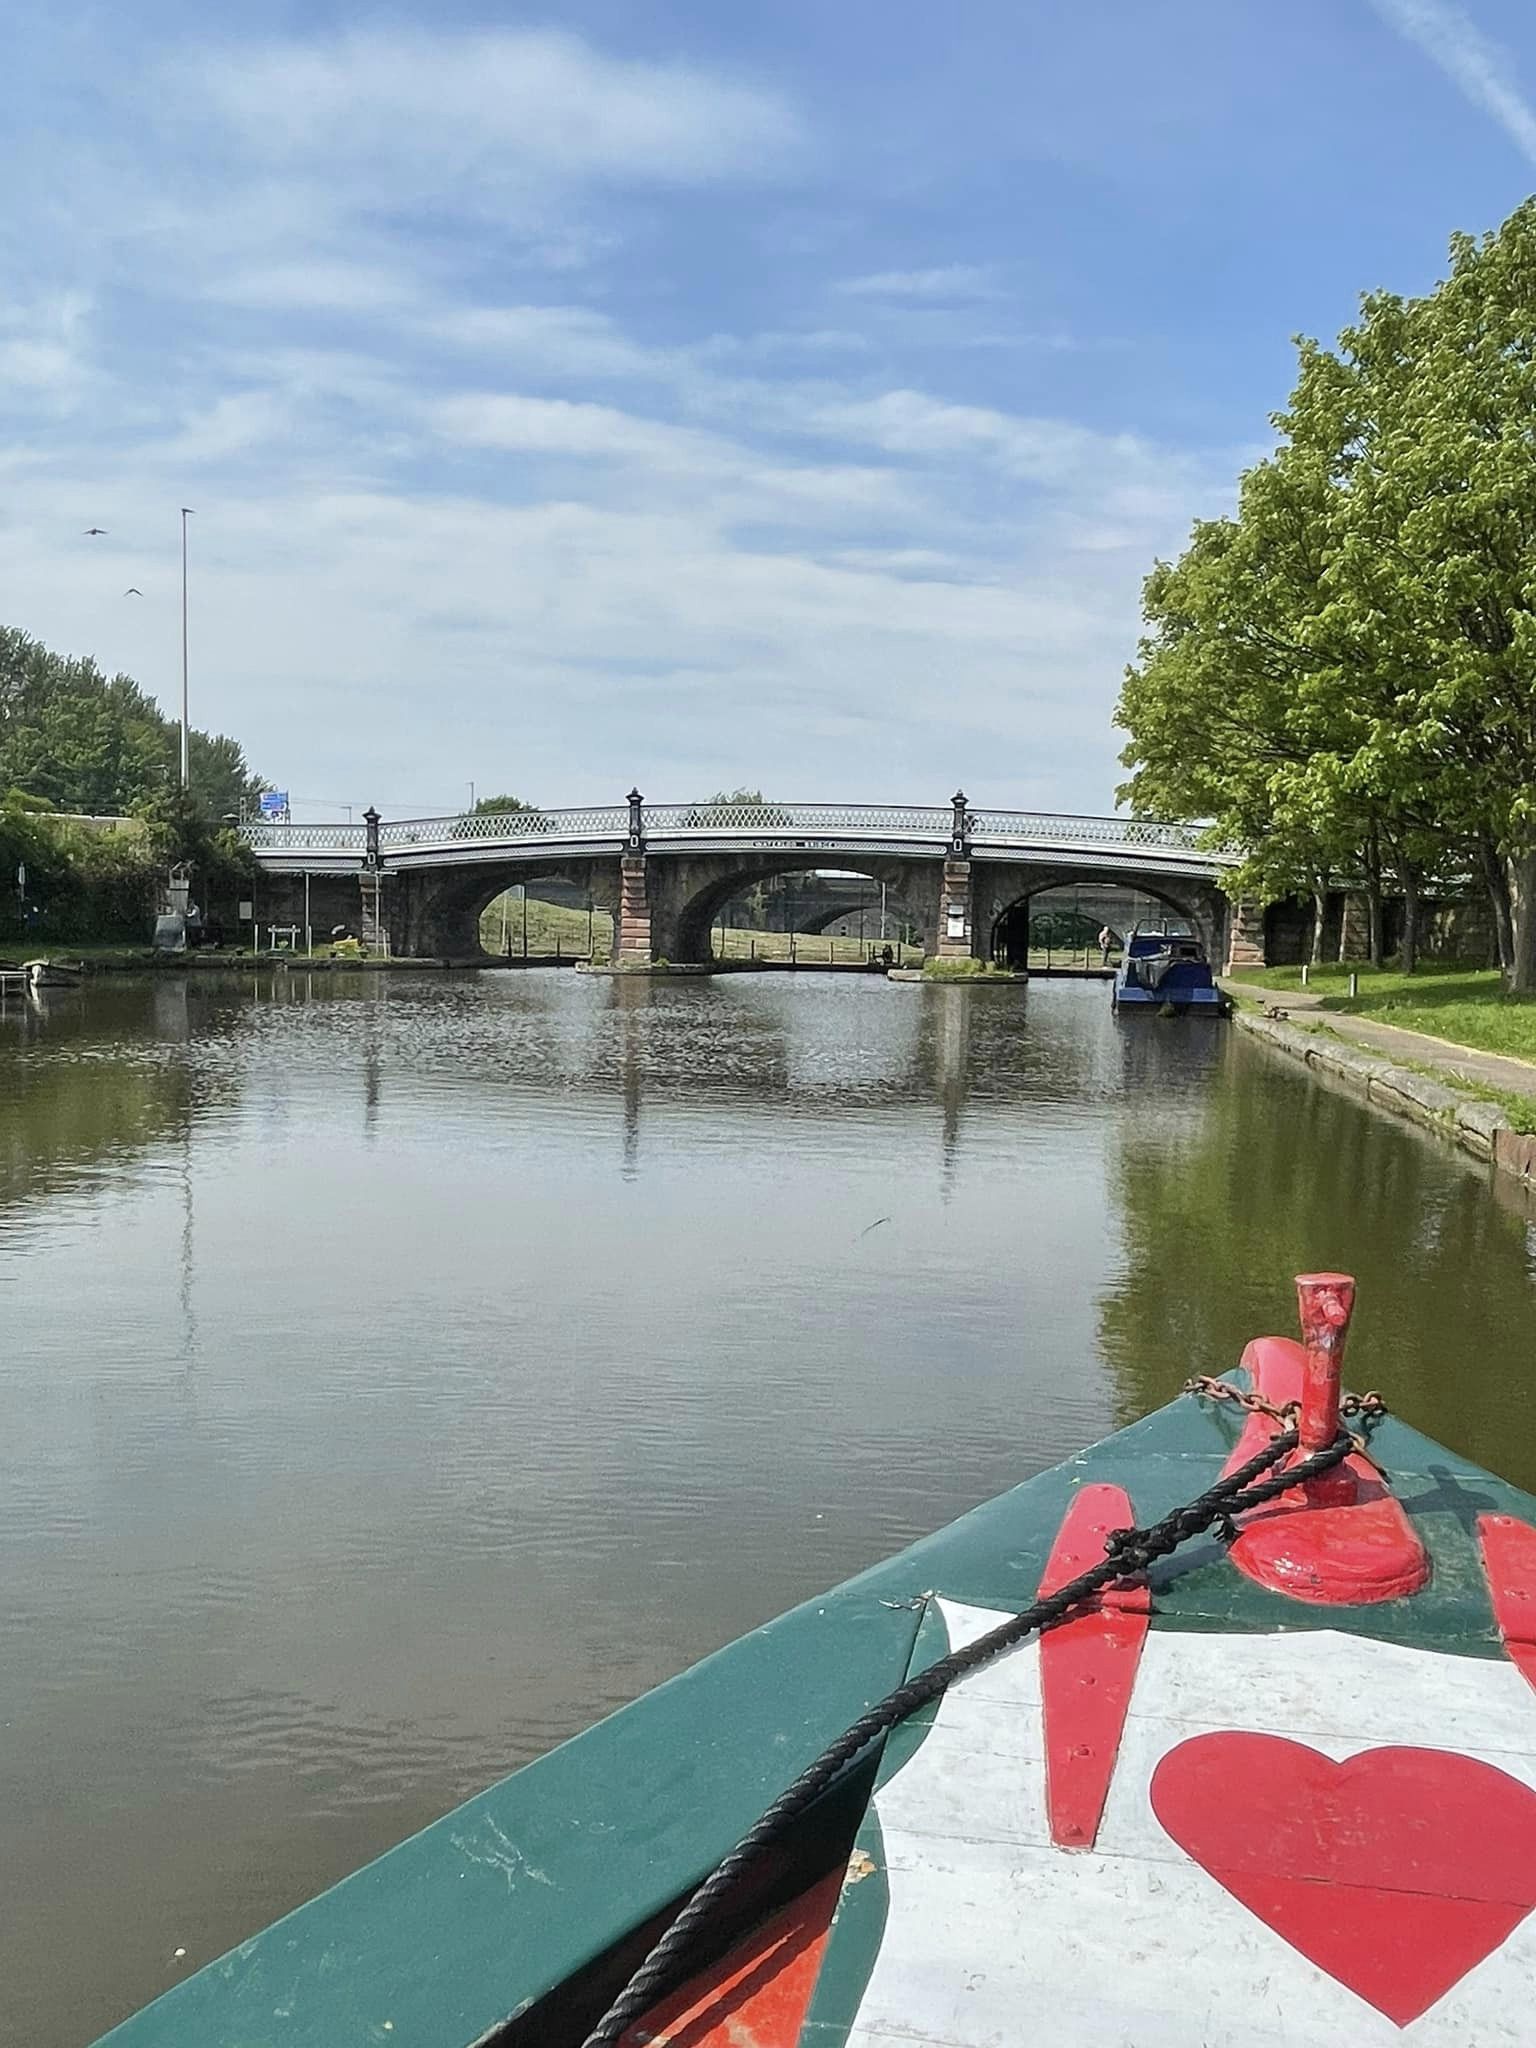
[973, 866, 1228, 970]
[387, 857, 619, 958]
[798, 898, 913, 939]
[649, 854, 942, 965]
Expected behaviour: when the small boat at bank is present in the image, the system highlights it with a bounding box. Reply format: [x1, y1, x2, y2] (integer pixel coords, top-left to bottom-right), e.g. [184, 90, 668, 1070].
[25, 958, 84, 989]
[1112, 925, 1229, 1014]
[97, 1274, 1536, 2047]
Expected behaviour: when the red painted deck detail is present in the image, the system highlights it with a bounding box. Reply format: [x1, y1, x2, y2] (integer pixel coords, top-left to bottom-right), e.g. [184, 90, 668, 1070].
[620, 1867, 841, 2048]
[1219, 1336, 1428, 1604]
[1294, 1270, 1353, 1451]
[1479, 1512, 1536, 1695]
[1037, 1483, 1149, 1850]
[1151, 1732, 1536, 2027]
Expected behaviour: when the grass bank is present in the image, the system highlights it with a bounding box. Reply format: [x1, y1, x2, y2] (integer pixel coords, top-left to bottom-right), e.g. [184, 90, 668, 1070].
[1229, 963, 1536, 1063]
[477, 894, 922, 965]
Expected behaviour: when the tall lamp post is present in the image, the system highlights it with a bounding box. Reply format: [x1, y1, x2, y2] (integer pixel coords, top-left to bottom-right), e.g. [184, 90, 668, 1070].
[180, 508, 195, 788]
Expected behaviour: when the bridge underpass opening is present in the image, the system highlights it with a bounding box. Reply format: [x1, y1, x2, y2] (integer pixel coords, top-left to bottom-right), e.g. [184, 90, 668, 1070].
[991, 884, 1195, 969]
[478, 878, 613, 961]
[710, 870, 919, 964]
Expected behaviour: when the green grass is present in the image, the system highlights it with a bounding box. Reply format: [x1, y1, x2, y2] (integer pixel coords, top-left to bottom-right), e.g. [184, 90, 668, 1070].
[1228, 962, 1536, 1064]
[477, 894, 921, 965]
[1390, 1057, 1536, 1133]
[479, 896, 613, 959]
[921, 956, 1022, 980]
[711, 928, 919, 965]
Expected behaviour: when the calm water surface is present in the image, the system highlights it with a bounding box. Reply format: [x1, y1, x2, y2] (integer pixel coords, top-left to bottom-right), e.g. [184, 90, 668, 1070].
[4, 969, 1536, 2044]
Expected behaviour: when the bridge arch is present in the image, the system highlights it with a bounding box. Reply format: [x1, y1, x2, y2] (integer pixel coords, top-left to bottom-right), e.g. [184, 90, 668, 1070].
[389, 858, 619, 959]
[651, 855, 941, 965]
[976, 869, 1229, 970]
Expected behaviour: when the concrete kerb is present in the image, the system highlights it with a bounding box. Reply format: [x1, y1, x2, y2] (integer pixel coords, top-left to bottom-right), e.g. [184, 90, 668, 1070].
[1233, 1006, 1536, 1187]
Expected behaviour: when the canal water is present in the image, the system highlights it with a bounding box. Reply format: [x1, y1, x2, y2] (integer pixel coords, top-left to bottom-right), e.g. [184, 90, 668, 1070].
[4, 969, 1535, 2045]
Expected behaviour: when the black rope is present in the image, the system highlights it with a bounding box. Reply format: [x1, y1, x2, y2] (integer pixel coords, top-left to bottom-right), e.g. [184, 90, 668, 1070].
[579, 1422, 1353, 2048]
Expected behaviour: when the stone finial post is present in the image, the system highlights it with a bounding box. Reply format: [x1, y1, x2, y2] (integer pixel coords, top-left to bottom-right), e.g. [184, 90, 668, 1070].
[626, 788, 645, 852]
[363, 805, 381, 870]
[950, 789, 971, 858]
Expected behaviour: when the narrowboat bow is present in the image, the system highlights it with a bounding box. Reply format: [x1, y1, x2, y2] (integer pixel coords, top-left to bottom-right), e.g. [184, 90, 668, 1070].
[98, 1275, 1536, 2046]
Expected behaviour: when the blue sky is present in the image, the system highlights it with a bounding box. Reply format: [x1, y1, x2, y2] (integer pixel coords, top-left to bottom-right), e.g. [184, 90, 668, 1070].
[5, 0, 1536, 817]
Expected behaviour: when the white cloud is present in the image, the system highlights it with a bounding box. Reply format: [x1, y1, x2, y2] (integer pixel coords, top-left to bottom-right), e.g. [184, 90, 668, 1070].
[837, 264, 1005, 302]
[0, 22, 1243, 813]
[433, 392, 725, 468]
[425, 306, 658, 380]
[1370, 0, 1536, 162]
[802, 389, 1170, 492]
[176, 28, 802, 193]
[428, 388, 920, 522]
[211, 262, 416, 314]
[0, 292, 94, 407]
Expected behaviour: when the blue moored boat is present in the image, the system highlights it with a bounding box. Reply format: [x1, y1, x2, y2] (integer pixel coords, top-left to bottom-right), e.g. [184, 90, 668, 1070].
[1112, 923, 1230, 1014]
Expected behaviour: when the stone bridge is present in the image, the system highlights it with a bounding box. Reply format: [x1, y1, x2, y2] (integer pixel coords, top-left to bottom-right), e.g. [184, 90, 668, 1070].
[242, 792, 1242, 968]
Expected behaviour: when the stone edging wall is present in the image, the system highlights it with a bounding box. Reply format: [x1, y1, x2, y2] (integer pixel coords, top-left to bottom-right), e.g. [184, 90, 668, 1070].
[1234, 1008, 1536, 1189]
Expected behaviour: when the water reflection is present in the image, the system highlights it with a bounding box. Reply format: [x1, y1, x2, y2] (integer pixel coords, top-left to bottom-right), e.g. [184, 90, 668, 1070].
[1098, 1028, 1536, 1481]
[3, 970, 1535, 2047]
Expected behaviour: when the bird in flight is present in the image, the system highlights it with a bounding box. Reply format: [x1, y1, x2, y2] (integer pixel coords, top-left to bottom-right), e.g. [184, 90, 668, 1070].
[124, 587, 143, 597]
[84, 527, 107, 536]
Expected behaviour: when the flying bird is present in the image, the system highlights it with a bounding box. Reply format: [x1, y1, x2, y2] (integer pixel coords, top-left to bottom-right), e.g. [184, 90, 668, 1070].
[84, 527, 107, 536]
[124, 588, 143, 597]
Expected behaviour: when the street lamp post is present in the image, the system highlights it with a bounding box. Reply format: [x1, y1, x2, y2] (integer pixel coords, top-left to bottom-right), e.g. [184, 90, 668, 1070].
[180, 509, 194, 788]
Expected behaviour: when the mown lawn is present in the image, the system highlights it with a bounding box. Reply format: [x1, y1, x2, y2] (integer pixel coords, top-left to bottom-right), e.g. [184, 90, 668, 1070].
[1229, 963, 1536, 1063]
[476, 894, 922, 965]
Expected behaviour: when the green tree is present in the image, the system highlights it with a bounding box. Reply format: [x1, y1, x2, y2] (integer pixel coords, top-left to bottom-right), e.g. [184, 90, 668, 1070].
[1119, 197, 1536, 986]
[0, 625, 264, 823]
[472, 794, 536, 814]
[1286, 206, 1536, 987]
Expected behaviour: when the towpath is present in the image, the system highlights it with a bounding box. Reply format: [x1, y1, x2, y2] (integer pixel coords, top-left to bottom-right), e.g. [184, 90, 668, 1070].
[1219, 980, 1536, 1104]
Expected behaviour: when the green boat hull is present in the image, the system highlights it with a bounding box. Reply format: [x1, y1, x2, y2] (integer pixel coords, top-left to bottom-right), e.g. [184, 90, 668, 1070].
[95, 1372, 1536, 2047]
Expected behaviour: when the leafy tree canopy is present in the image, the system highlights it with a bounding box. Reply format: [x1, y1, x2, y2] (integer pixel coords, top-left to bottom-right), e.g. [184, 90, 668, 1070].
[1117, 197, 1536, 987]
[0, 624, 265, 825]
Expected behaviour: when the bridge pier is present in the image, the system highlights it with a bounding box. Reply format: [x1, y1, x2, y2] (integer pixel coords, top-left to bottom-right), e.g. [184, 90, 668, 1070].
[936, 858, 980, 961]
[617, 856, 653, 964]
[1224, 898, 1267, 972]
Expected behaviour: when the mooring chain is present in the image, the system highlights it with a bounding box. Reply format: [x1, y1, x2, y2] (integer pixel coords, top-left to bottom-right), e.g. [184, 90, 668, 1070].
[1184, 1375, 1387, 1457]
[577, 1409, 1374, 2048]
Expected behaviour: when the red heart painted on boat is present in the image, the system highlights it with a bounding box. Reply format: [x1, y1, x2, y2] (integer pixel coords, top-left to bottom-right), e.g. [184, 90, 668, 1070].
[1150, 1732, 1536, 2027]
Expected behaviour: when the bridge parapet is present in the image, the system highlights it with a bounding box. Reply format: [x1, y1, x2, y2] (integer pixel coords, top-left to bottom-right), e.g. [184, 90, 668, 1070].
[242, 799, 1232, 868]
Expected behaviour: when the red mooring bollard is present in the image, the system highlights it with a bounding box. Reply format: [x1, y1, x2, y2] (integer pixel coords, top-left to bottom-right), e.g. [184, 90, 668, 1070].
[1294, 1272, 1356, 1451]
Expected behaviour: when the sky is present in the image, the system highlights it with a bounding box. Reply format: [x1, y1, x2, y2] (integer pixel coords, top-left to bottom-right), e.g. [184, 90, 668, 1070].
[5, 0, 1536, 819]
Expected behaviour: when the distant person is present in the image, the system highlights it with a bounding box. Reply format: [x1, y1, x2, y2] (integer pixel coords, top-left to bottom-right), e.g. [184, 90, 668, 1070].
[1098, 925, 1114, 965]
[881, 943, 894, 968]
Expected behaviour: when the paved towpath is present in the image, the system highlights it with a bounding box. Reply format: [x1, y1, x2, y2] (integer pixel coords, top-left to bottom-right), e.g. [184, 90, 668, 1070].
[1220, 981, 1536, 1103]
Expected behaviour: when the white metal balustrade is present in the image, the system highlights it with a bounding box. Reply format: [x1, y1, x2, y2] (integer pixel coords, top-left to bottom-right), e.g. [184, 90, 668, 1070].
[241, 801, 1234, 869]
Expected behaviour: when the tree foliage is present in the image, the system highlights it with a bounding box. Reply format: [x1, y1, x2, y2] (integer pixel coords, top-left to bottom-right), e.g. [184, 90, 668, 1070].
[0, 626, 262, 940]
[0, 625, 264, 824]
[1118, 198, 1536, 986]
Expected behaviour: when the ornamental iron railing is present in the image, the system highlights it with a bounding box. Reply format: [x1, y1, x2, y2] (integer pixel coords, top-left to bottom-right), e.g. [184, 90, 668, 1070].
[242, 800, 1226, 859]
